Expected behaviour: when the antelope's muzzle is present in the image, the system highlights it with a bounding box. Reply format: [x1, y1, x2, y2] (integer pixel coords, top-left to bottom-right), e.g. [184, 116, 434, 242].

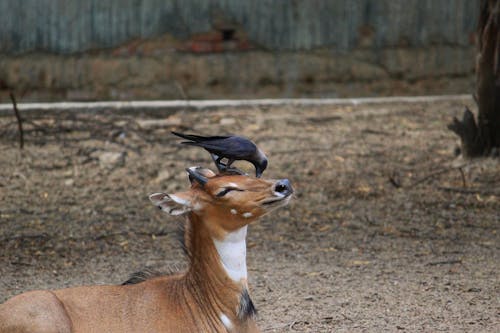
[274, 179, 293, 197]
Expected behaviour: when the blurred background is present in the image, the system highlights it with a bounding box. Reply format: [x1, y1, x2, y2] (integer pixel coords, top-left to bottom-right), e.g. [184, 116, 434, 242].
[0, 0, 477, 102]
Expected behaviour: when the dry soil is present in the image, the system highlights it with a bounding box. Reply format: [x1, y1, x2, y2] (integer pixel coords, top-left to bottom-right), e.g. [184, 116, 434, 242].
[0, 98, 498, 332]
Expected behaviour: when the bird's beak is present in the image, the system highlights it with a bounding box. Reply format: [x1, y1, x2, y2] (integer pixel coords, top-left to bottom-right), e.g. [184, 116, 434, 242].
[256, 168, 263, 178]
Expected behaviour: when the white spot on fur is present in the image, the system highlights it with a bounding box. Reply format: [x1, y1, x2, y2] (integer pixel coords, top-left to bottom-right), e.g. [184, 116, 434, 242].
[272, 191, 286, 198]
[242, 212, 253, 218]
[230, 209, 238, 215]
[220, 313, 233, 330]
[227, 182, 239, 188]
[213, 226, 248, 282]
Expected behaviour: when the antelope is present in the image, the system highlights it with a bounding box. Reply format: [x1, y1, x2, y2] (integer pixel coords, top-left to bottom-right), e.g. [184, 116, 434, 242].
[0, 166, 293, 333]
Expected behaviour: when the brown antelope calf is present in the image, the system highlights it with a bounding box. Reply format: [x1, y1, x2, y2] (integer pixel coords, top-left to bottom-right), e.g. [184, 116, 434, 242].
[0, 167, 293, 333]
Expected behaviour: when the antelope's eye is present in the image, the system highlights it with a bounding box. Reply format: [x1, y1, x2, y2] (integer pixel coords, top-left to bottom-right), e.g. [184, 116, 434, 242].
[216, 188, 239, 197]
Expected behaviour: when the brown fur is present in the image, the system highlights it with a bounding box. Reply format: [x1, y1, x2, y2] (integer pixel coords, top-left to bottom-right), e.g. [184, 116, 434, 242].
[0, 172, 291, 333]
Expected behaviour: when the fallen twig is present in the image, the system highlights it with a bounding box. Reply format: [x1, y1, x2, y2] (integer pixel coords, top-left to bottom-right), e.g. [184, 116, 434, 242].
[9, 92, 24, 149]
[437, 186, 499, 196]
[406, 160, 483, 188]
[388, 171, 402, 188]
[290, 320, 307, 330]
[408, 166, 460, 187]
[263, 322, 295, 332]
[0, 232, 50, 243]
[340, 312, 354, 322]
[458, 167, 467, 187]
[426, 259, 462, 266]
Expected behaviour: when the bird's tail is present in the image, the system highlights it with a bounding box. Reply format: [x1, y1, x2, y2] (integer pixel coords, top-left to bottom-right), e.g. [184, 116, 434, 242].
[171, 131, 206, 142]
[179, 141, 202, 146]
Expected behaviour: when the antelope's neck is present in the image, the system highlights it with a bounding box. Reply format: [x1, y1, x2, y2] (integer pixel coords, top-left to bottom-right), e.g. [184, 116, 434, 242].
[184, 215, 253, 326]
[184, 214, 259, 333]
[213, 226, 248, 283]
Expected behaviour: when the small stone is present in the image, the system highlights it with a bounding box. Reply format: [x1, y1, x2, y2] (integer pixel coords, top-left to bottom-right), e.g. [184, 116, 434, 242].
[219, 118, 236, 125]
[155, 169, 172, 183]
[136, 116, 182, 129]
[98, 152, 126, 169]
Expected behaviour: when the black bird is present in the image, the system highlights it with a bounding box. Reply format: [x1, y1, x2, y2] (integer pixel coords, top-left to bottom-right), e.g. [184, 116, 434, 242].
[172, 132, 268, 177]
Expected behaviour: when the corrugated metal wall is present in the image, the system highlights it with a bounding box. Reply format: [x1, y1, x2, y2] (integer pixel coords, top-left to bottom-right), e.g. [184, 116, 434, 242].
[0, 0, 478, 54]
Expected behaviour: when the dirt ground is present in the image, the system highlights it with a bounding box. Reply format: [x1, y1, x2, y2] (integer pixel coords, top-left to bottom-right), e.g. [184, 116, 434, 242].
[0, 98, 498, 332]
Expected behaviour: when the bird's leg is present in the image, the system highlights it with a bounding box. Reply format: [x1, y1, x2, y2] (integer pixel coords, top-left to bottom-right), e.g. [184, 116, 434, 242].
[225, 158, 235, 168]
[223, 158, 247, 175]
[211, 154, 227, 172]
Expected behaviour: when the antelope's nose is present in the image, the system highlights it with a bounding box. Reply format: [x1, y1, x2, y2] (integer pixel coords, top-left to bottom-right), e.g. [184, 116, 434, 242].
[274, 179, 293, 196]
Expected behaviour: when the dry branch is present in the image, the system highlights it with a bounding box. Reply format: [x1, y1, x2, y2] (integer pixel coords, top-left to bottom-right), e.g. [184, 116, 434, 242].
[437, 186, 500, 196]
[426, 259, 462, 266]
[9, 92, 24, 149]
[449, 0, 500, 156]
[408, 165, 467, 188]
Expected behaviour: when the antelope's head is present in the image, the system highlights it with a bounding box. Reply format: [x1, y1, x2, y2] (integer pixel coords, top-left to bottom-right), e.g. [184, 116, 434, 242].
[150, 167, 293, 237]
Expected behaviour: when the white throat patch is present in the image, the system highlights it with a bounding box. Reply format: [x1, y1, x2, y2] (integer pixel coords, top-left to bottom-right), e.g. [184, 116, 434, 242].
[213, 226, 248, 282]
[220, 313, 233, 330]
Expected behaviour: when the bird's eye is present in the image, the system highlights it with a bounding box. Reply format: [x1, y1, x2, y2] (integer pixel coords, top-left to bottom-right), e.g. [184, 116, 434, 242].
[216, 188, 238, 197]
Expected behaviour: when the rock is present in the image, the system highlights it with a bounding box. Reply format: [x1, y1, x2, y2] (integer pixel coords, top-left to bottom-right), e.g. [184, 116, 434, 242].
[154, 169, 172, 184]
[219, 117, 236, 125]
[136, 116, 183, 129]
[98, 152, 126, 169]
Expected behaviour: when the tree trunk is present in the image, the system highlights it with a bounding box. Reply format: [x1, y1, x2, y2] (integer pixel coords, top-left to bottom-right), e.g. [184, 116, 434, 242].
[448, 0, 500, 157]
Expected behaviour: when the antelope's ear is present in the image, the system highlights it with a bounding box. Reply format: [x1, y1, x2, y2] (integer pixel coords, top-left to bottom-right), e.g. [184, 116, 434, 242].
[149, 192, 192, 216]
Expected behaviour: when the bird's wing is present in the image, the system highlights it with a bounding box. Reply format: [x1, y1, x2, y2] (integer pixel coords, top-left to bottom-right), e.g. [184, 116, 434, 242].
[191, 137, 256, 158]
